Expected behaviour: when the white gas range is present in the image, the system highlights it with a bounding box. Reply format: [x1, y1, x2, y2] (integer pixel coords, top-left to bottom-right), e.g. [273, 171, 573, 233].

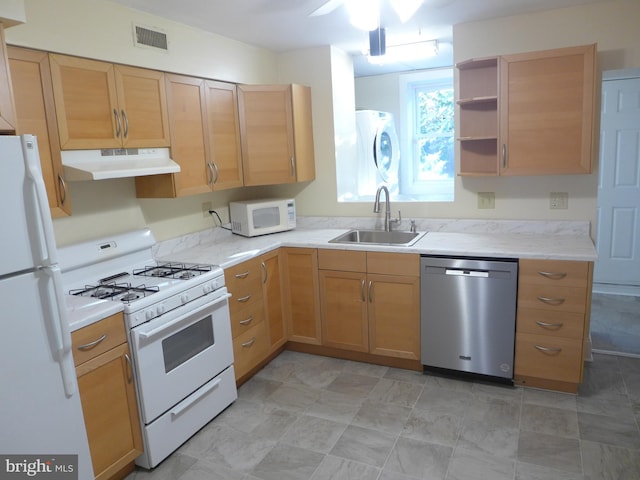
[59, 229, 237, 469]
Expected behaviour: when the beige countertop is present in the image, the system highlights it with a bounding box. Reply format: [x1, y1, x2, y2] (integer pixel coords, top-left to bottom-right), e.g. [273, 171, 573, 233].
[66, 294, 124, 332]
[155, 227, 598, 268]
[64, 224, 596, 331]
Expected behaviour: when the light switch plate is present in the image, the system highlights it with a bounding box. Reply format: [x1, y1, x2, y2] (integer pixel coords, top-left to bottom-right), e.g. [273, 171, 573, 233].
[550, 192, 569, 209]
[478, 192, 495, 209]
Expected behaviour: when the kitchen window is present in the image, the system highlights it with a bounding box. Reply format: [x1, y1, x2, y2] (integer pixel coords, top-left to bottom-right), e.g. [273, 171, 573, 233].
[398, 68, 454, 201]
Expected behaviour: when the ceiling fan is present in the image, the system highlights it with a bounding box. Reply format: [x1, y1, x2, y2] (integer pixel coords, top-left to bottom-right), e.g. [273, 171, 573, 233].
[310, 0, 452, 29]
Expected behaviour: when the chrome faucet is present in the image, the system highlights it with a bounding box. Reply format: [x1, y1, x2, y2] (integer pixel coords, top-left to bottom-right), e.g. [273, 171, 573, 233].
[373, 185, 400, 232]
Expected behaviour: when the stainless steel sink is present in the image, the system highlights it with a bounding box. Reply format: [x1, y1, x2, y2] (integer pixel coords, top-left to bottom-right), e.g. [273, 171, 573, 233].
[328, 229, 426, 246]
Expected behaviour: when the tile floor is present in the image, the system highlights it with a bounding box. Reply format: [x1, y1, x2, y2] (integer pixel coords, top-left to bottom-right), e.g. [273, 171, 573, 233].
[590, 293, 640, 356]
[126, 351, 640, 480]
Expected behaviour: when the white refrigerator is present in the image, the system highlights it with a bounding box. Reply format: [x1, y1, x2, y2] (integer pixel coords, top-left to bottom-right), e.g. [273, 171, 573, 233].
[0, 135, 94, 478]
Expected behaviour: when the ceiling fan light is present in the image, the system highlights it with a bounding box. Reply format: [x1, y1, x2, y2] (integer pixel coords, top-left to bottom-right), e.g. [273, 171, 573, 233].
[345, 0, 380, 31]
[390, 0, 424, 23]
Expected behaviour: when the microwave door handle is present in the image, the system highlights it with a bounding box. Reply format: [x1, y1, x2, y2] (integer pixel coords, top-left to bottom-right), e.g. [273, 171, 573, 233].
[137, 292, 231, 340]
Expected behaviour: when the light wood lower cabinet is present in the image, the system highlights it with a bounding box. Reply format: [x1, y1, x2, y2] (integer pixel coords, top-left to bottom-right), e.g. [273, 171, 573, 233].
[282, 247, 322, 345]
[71, 313, 143, 480]
[225, 251, 286, 382]
[318, 249, 420, 361]
[514, 259, 593, 393]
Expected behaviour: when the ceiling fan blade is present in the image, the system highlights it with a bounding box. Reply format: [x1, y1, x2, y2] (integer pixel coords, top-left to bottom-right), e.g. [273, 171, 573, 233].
[309, 0, 345, 17]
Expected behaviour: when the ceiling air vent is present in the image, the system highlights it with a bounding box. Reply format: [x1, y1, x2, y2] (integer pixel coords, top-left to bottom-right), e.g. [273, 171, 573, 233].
[132, 23, 168, 51]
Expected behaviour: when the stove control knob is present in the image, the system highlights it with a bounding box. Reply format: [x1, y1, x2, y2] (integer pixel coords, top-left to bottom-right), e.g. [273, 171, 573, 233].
[145, 310, 154, 321]
[181, 294, 190, 304]
[157, 304, 166, 315]
[203, 283, 212, 294]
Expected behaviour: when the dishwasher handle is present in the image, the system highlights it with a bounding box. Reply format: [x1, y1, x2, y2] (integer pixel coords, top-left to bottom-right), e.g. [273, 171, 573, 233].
[445, 269, 489, 278]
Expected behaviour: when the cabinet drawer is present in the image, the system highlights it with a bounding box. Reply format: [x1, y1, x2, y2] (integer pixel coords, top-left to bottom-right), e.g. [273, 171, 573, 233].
[230, 301, 265, 339]
[232, 321, 268, 379]
[225, 258, 263, 293]
[516, 308, 584, 340]
[518, 284, 587, 313]
[318, 249, 366, 272]
[515, 333, 583, 383]
[519, 259, 589, 288]
[72, 313, 126, 366]
[367, 252, 419, 276]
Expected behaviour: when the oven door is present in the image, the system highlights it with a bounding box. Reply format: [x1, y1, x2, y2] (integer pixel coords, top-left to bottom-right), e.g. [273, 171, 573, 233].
[130, 289, 233, 423]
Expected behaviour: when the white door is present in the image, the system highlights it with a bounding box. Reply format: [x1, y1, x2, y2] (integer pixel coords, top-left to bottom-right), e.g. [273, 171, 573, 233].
[594, 69, 640, 293]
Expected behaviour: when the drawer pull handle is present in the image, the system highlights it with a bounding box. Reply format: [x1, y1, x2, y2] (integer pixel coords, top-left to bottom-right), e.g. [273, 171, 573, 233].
[235, 271, 250, 279]
[237, 294, 251, 303]
[538, 271, 567, 280]
[242, 337, 256, 348]
[537, 296, 565, 305]
[536, 320, 564, 328]
[239, 316, 253, 325]
[77, 334, 107, 351]
[124, 353, 133, 383]
[534, 345, 563, 354]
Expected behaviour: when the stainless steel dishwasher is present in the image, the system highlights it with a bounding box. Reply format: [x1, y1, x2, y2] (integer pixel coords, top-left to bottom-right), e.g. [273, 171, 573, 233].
[420, 256, 518, 382]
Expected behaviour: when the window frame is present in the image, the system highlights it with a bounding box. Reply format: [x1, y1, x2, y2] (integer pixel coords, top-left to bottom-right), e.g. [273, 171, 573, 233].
[398, 68, 454, 201]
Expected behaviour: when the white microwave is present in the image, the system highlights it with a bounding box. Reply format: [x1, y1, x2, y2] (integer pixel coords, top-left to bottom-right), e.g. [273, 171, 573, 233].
[229, 199, 296, 237]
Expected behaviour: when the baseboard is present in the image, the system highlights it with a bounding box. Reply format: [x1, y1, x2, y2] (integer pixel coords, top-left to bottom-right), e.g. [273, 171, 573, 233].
[593, 283, 640, 297]
[592, 348, 640, 359]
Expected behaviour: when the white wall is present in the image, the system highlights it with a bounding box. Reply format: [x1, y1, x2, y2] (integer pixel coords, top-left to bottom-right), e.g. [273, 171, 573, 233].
[5, 0, 639, 245]
[352, 0, 640, 238]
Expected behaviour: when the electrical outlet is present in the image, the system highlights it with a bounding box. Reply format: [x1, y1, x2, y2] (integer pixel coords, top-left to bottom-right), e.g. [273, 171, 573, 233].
[550, 192, 569, 210]
[202, 201, 212, 218]
[478, 192, 495, 209]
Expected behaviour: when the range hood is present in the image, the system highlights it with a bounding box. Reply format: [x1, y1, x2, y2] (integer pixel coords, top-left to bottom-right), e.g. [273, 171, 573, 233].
[61, 148, 180, 181]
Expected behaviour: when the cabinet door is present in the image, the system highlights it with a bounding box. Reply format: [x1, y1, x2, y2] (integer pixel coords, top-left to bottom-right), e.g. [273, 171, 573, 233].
[0, 25, 16, 132]
[238, 84, 295, 186]
[49, 54, 121, 149]
[261, 250, 286, 352]
[282, 247, 321, 345]
[76, 343, 143, 480]
[320, 270, 368, 352]
[499, 44, 595, 175]
[8, 47, 71, 218]
[164, 74, 211, 196]
[204, 80, 243, 190]
[114, 65, 170, 148]
[368, 273, 420, 360]
[291, 84, 315, 182]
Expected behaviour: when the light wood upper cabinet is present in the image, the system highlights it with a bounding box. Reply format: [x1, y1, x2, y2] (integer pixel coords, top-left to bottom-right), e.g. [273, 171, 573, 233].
[457, 44, 596, 176]
[205, 80, 243, 190]
[135, 76, 243, 198]
[8, 46, 71, 218]
[49, 53, 170, 150]
[0, 25, 17, 132]
[238, 84, 315, 186]
[500, 44, 595, 175]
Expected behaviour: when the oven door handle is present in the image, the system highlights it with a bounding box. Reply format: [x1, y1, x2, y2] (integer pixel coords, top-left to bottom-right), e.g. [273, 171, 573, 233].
[137, 292, 231, 341]
[170, 377, 222, 418]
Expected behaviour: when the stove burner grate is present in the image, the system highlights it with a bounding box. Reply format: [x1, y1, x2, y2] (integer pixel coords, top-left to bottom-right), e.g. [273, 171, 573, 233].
[133, 262, 214, 279]
[70, 282, 160, 303]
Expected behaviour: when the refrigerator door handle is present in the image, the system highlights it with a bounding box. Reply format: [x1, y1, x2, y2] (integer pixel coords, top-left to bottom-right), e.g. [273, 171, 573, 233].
[22, 135, 59, 266]
[42, 265, 77, 397]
